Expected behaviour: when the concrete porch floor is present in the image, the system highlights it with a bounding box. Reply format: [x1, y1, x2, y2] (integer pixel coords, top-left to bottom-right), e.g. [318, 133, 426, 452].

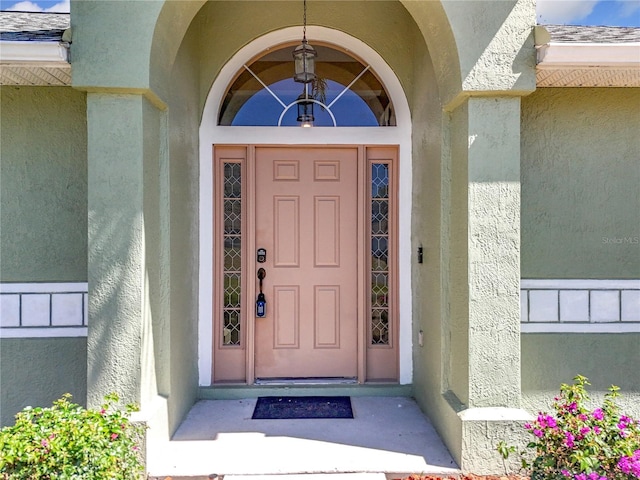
[147, 396, 460, 478]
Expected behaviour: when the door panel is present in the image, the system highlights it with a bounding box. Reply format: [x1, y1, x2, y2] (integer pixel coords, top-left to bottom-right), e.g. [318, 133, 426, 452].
[255, 146, 358, 379]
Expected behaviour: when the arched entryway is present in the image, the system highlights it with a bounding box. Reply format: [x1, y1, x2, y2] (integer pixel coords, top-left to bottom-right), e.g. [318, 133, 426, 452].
[197, 27, 413, 386]
[78, 0, 533, 470]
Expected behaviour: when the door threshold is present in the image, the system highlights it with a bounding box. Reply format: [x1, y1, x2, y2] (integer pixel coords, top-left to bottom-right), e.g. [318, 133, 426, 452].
[199, 383, 412, 400]
[255, 377, 358, 386]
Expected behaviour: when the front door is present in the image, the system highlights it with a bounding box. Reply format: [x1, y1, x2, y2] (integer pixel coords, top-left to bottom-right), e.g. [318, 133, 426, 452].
[254, 146, 358, 379]
[212, 144, 398, 384]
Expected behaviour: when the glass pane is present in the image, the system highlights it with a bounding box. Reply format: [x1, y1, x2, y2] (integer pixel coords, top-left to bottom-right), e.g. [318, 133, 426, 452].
[222, 162, 242, 346]
[224, 273, 241, 308]
[370, 162, 390, 345]
[224, 200, 242, 233]
[371, 164, 389, 198]
[371, 272, 388, 307]
[224, 239, 242, 270]
[219, 45, 395, 127]
[371, 309, 389, 345]
[371, 237, 388, 264]
[223, 310, 241, 346]
[224, 163, 242, 197]
[371, 200, 388, 234]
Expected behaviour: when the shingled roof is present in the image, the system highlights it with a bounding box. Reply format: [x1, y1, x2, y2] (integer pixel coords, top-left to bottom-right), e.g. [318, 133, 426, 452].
[0, 12, 69, 41]
[544, 24, 640, 43]
[2, 12, 639, 44]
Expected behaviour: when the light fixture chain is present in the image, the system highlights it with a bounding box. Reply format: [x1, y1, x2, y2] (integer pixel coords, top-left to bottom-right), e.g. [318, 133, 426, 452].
[303, 0, 307, 40]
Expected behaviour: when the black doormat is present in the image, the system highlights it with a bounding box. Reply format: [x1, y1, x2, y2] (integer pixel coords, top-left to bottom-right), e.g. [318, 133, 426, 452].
[252, 396, 353, 419]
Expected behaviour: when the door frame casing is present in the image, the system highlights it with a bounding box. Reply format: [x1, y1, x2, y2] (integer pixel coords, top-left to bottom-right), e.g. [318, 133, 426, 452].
[199, 26, 413, 386]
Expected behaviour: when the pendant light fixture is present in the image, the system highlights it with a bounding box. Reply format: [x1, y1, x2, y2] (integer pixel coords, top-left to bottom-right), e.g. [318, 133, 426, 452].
[296, 88, 314, 127]
[293, 0, 316, 126]
[293, 0, 317, 84]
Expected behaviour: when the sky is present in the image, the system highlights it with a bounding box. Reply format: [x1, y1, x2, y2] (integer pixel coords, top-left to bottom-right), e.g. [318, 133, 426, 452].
[0, 0, 639, 27]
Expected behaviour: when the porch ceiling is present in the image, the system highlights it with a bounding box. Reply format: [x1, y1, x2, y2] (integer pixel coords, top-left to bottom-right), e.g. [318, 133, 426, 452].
[0, 62, 70, 86]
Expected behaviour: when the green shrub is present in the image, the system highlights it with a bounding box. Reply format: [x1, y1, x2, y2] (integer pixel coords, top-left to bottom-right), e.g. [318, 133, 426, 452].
[0, 393, 145, 479]
[498, 375, 640, 480]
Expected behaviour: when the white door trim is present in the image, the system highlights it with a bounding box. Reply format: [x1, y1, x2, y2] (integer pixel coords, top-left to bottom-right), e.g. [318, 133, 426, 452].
[198, 26, 413, 386]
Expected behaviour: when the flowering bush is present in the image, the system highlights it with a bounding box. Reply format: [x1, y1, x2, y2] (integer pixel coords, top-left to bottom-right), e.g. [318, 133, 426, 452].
[498, 375, 640, 480]
[0, 393, 145, 479]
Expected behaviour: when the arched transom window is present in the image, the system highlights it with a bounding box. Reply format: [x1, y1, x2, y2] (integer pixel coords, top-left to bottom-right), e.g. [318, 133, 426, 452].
[219, 43, 396, 127]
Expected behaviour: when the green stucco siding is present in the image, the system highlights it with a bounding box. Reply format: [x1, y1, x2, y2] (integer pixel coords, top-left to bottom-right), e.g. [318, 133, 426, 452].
[0, 86, 87, 282]
[522, 333, 640, 417]
[0, 338, 87, 426]
[521, 88, 640, 279]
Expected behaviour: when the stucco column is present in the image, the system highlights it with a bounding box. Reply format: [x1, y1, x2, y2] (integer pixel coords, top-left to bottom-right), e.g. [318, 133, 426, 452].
[448, 96, 532, 473]
[86, 92, 167, 411]
[466, 96, 522, 408]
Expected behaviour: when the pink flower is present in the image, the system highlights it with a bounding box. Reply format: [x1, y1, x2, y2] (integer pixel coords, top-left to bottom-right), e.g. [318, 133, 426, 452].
[533, 428, 543, 438]
[561, 470, 571, 477]
[110, 433, 118, 440]
[574, 473, 587, 480]
[619, 456, 632, 474]
[592, 408, 604, 420]
[568, 402, 578, 413]
[580, 426, 590, 435]
[524, 422, 532, 430]
[40, 439, 48, 448]
[564, 431, 575, 448]
[593, 426, 602, 435]
[100, 408, 106, 415]
[536, 413, 557, 429]
[578, 413, 588, 422]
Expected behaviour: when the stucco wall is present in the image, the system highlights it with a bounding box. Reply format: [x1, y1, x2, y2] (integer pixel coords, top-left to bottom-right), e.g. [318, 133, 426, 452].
[0, 338, 87, 426]
[521, 88, 640, 279]
[0, 86, 87, 282]
[165, 20, 201, 435]
[522, 333, 640, 417]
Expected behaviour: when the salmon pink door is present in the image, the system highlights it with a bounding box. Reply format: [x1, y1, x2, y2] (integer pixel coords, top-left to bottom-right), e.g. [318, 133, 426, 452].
[254, 146, 359, 379]
[212, 145, 398, 384]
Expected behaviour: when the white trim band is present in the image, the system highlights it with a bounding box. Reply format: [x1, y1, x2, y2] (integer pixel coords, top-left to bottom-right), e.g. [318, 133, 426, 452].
[0, 327, 88, 339]
[537, 42, 640, 68]
[1, 282, 88, 293]
[521, 279, 640, 333]
[1, 282, 88, 338]
[522, 323, 640, 334]
[0, 41, 69, 64]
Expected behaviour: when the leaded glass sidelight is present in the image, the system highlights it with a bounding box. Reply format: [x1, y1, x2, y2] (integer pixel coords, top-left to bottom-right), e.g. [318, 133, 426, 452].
[219, 44, 395, 127]
[222, 163, 242, 346]
[371, 163, 390, 345]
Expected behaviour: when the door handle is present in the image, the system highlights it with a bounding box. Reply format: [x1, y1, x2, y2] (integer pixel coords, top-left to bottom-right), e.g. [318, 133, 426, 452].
[256, 268, 266, 317]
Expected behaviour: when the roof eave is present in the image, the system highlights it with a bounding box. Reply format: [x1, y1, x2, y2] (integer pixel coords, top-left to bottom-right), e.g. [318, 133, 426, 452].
[0, 40, 69, 63]
[537, 42, 640, 68]
[536, 42, 640, 87]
